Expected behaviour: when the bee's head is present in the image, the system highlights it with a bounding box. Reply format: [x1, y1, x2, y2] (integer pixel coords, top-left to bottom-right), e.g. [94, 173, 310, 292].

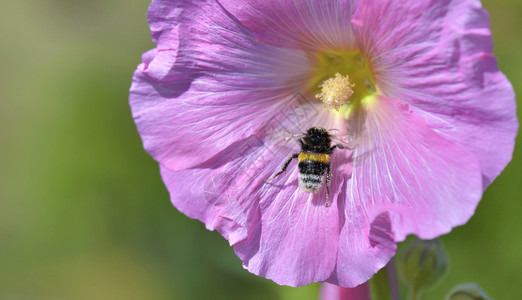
[303, 127, 332, 148]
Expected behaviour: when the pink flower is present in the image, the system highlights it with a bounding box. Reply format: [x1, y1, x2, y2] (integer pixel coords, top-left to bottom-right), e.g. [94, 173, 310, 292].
[130, 0, 517, 287]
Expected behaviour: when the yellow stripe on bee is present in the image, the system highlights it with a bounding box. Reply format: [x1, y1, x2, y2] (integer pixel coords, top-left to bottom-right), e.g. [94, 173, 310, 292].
[298, 152, 330, 163]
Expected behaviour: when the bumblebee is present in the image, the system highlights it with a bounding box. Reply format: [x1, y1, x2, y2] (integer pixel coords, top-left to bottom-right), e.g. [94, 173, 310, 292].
[266, 127, 347, 206]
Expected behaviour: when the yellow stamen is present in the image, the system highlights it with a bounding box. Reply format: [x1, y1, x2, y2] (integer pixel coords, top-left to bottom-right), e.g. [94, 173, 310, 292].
[315, 73, 354, 111]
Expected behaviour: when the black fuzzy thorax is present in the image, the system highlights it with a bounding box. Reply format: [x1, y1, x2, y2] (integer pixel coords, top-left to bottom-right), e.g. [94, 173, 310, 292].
[301, 127, 332, 153]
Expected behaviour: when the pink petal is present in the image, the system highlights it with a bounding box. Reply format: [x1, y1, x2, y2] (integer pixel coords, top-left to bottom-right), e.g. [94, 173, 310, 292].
[220, 0, 359, 50]
[130, 0, 310, 171]
[234, 147, 348, 286]
[352, 0, 451, 63]
[160, 103, 349, 287]
[359, 96, 482, 238]
[331, 96, 483, 286]
[353, 0, 518, 187]
[234, 183, 341, 286]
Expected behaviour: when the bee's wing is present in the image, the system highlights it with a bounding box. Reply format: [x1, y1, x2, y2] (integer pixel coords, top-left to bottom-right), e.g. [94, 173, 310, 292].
[331, 133, 357, 150]
[269, 129, 304, 143]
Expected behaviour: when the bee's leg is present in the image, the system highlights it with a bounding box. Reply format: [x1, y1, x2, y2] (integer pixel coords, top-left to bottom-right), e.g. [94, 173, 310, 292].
[329, 143, 358, 153]
[265, 153, 299, 182]
[325, 164, 332, 207]
[328, 144, 345, 153]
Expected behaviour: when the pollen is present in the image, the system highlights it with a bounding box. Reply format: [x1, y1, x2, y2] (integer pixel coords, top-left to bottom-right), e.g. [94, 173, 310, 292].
[315, 73, 354, 111]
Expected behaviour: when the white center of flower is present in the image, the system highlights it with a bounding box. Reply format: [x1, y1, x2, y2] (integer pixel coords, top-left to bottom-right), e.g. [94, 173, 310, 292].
[315, 73, 354, 111]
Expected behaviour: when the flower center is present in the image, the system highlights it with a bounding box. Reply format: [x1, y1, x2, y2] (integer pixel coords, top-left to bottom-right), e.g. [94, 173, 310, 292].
[308, 51, 377, 111]
[315, 73, 354, 111]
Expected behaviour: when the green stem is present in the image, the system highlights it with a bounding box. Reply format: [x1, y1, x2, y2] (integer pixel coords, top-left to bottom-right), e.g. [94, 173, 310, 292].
[407, 287, 423, 300]
[386, 260, 400, 300]
[369, 265, 392, 300]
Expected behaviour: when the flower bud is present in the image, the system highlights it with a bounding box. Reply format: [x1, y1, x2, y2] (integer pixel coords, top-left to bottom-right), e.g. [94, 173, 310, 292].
[445, 283, 491, 300]
[396, 237, 448, 290]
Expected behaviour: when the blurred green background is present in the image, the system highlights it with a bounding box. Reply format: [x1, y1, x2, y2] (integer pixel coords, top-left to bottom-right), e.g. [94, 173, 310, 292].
[0, 0, 520, 299]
